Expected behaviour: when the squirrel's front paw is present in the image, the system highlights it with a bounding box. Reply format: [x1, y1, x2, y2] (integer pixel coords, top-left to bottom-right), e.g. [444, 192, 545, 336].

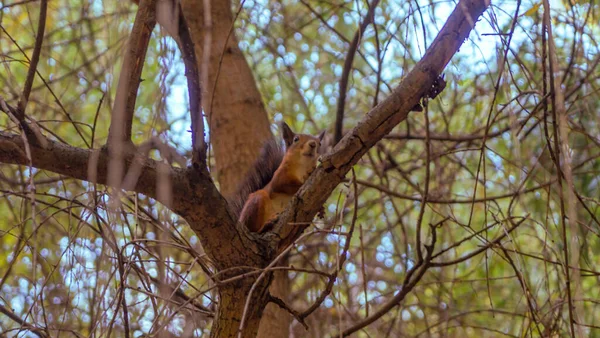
[259, 215, 280, 233]
[302, 168, 316, 182]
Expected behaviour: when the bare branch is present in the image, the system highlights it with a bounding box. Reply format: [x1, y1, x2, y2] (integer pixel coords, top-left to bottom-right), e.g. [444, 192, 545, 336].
[334, 0, 381, 144]
[16, 0, 47, 121]
[339, 222, 438, 336]
[180, 0, 273, 197]
[430, 217, 526, 267]
[107, 0, 157, 145]
[0, 303, 48, 338]
[0, 128, 261, 270]
[129, 0, 206, 166]
[298, 169, 358, 320]
[0, 131, 182, 206]
[268, 295, 308, 330]
[274, 0, 491, 250]
[106, 0, 157, 196]
[177, 8, 206, 166]
[543, 0, 583, 334]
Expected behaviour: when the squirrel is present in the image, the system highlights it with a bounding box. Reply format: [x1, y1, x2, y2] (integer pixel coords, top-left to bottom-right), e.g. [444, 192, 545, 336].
[229, 123, 325, 233]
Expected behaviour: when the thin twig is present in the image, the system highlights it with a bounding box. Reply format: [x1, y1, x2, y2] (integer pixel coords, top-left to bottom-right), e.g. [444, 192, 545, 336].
[334, 0, 381, 143]
[268, 294, 309, 330]
[0, 304, 48, 338]
[339, 222, 438, 337]
[16, 0, 47, 120]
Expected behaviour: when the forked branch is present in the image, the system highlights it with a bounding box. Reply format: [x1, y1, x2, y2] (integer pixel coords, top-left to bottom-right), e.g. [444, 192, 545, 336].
[274, 0, 491, 251]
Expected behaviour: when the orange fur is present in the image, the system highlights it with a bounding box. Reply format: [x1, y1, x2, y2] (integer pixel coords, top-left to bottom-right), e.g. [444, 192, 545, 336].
[239, 123, 324, 233]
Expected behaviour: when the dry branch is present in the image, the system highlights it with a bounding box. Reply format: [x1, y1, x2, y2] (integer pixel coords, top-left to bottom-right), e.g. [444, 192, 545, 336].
[334, 0, 381, 143]
[273, 0, 492, 251]
[107, 0, 157, 144]
[106, 0, 158, 198]
[0, 0, 498, 336]
[0, 131, 181, 204]
[16, 0, 47, 121]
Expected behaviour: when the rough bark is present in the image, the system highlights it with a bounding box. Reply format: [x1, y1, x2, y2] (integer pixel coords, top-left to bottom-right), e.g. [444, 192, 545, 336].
[211, 278, 271, 338]
[256, 265, 290, 337]
[273, 0, 491, 266]
[179, 0, 292, 336]
[0, 0, 490, 336]
[181, 0, 272, 198]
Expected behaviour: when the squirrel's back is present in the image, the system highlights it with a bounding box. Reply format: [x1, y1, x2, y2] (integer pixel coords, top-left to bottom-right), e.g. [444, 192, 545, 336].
[230, 123, 325, 233]
[228, 138, 285, 220]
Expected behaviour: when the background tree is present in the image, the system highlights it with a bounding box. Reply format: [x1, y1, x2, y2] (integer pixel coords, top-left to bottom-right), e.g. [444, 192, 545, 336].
[1, 0, 599, 337]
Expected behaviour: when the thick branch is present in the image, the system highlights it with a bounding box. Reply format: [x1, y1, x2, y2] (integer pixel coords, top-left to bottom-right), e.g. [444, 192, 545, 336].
[274, 0, 491, 250]
[107, 0, 157, 144]
[0, 130, 263, 268]
[181, 0, 272, 197]
[0, 131, 182, 204]
[133, 0, 205, 166]
[173, 4, 205, 166]
[105, 0, 157, 201]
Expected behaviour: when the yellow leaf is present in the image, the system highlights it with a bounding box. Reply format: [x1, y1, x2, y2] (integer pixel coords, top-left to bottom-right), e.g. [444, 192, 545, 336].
[523, 2, 542, 17]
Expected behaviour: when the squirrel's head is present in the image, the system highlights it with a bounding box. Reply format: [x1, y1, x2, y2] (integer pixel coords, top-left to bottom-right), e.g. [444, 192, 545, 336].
[281, 122, 325, 161]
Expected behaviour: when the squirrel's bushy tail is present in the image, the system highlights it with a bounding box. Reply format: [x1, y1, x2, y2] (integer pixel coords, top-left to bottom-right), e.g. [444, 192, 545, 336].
[228, 138, 284, 220]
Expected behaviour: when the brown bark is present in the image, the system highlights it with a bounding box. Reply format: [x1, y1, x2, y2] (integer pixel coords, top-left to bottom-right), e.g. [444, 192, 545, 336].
[0, 132, 173, 204]
[0, 131, 263, 269]
[272, 0, 491, 250]
[108, 0, 156, 144]
[106, 0, 157, 194]
[179, 0, 292, 336]
[0, 0, 490, 336]
[211, 278, 271, 338]
[256, 266, 291, 337]
[181, 0, 272, 198]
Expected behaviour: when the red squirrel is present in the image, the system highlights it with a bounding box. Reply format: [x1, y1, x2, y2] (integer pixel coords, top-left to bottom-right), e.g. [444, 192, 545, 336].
[229, 123, 325, 233]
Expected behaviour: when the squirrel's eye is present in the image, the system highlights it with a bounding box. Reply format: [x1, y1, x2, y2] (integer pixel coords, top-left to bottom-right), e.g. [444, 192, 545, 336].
[293, 136, 300, 143]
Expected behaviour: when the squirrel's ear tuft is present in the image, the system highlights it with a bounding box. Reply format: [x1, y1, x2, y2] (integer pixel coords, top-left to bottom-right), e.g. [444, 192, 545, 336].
[282, 122, 295, 147]
[317, 130, 326, 142]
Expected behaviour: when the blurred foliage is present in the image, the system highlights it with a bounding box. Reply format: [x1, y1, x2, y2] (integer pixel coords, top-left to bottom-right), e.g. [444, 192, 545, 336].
[1, 0, 599, 337]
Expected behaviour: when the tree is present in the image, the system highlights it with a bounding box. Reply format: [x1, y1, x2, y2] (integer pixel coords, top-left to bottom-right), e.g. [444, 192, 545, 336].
[1, 0, 599, 337]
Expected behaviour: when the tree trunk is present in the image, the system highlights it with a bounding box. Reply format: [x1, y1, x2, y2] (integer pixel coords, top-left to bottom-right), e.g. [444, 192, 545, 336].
[256, 264, 291, 337]
[210, 278, 271, 338]
[181, 0, 272, 198]
[181, 1, 292, 337]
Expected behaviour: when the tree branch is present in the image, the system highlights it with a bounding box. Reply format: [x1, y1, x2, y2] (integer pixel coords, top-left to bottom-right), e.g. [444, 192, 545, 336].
[334, 0, 381, 144]
[339, 223, 438, 336]
[268, 294, 308, 330]
[273, 0, 491, 251]
[0, 131, 182, 205]
[1, 0, 266, 275]
[16, 0, 47, 121]
[104, 0, 157, 211]
[180, 0, 273, 197]
[173, 3, 206, 166]
[107, 0, 156, 145]
[298, 170, 358, 320]
[0, 129, 263, 269]
[0, 303, 48, 338]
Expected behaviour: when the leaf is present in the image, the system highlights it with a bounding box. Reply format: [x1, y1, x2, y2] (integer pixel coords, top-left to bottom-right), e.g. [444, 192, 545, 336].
[523, 2, 542, 17]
